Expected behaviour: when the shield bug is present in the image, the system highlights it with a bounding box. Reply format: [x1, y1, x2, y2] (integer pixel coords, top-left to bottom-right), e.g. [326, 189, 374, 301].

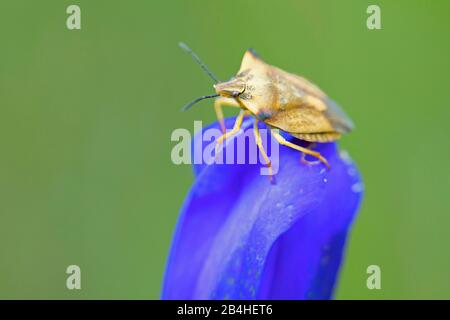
[179, 42, 354, 177]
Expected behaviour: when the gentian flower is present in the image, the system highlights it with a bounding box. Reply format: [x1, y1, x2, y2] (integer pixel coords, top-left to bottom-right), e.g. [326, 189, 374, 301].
[163, 117, 363, 299]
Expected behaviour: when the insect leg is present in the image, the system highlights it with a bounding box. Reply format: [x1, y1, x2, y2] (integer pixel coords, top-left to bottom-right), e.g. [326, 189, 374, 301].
[215, 109, 246, 158]
[214, 97, 240, 134]
[253, 119, 273, 181]
[300, 142, 321, 166]
[270, 129, 330, 169]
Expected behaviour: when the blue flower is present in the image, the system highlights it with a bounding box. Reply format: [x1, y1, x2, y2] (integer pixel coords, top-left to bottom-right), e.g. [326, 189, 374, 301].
[162, 117, 363, 299]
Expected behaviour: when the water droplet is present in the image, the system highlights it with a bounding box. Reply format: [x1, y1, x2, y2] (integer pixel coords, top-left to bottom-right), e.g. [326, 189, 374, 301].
[351, 182, 364, 193]
[347, 167, 357, 176]
[339, 150, 353, 164]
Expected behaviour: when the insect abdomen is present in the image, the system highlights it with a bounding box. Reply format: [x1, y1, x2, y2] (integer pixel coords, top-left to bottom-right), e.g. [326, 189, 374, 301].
[291, 132, 341, 142]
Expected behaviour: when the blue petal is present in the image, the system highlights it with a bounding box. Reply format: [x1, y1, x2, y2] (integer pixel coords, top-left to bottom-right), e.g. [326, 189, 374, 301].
[162, 117, 363, 299]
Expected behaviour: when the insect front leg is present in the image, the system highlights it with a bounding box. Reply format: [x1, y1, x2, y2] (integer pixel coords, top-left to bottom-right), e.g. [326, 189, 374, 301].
[215, 109, 246, 159]
[253, 119, 273, 182]
[270, 129, 330, 169]
[214, 97, 241, 134]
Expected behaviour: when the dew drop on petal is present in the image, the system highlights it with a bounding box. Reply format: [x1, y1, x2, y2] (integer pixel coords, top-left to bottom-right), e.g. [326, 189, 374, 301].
[347, 167, 357, 177]
[339, 149, 353, 164]
[351, 182, 365, 193]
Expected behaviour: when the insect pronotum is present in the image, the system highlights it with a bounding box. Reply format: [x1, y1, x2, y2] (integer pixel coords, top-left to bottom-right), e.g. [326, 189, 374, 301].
[179, 42, 354, 179]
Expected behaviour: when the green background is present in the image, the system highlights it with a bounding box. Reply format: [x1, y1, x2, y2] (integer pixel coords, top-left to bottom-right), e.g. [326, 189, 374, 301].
[0, 0, 449, 299]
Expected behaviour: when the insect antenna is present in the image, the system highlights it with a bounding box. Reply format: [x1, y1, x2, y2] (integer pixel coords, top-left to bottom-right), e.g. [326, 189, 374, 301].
[179, 42, 219, 83]
[181, 93, 220, 112]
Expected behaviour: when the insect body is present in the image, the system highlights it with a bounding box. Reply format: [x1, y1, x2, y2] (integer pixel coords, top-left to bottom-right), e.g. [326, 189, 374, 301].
[180, 43, 354, 177]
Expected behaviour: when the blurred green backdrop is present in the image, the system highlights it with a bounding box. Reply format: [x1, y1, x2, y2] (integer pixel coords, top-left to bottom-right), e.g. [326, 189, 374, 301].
[0, 0, 449, 299]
